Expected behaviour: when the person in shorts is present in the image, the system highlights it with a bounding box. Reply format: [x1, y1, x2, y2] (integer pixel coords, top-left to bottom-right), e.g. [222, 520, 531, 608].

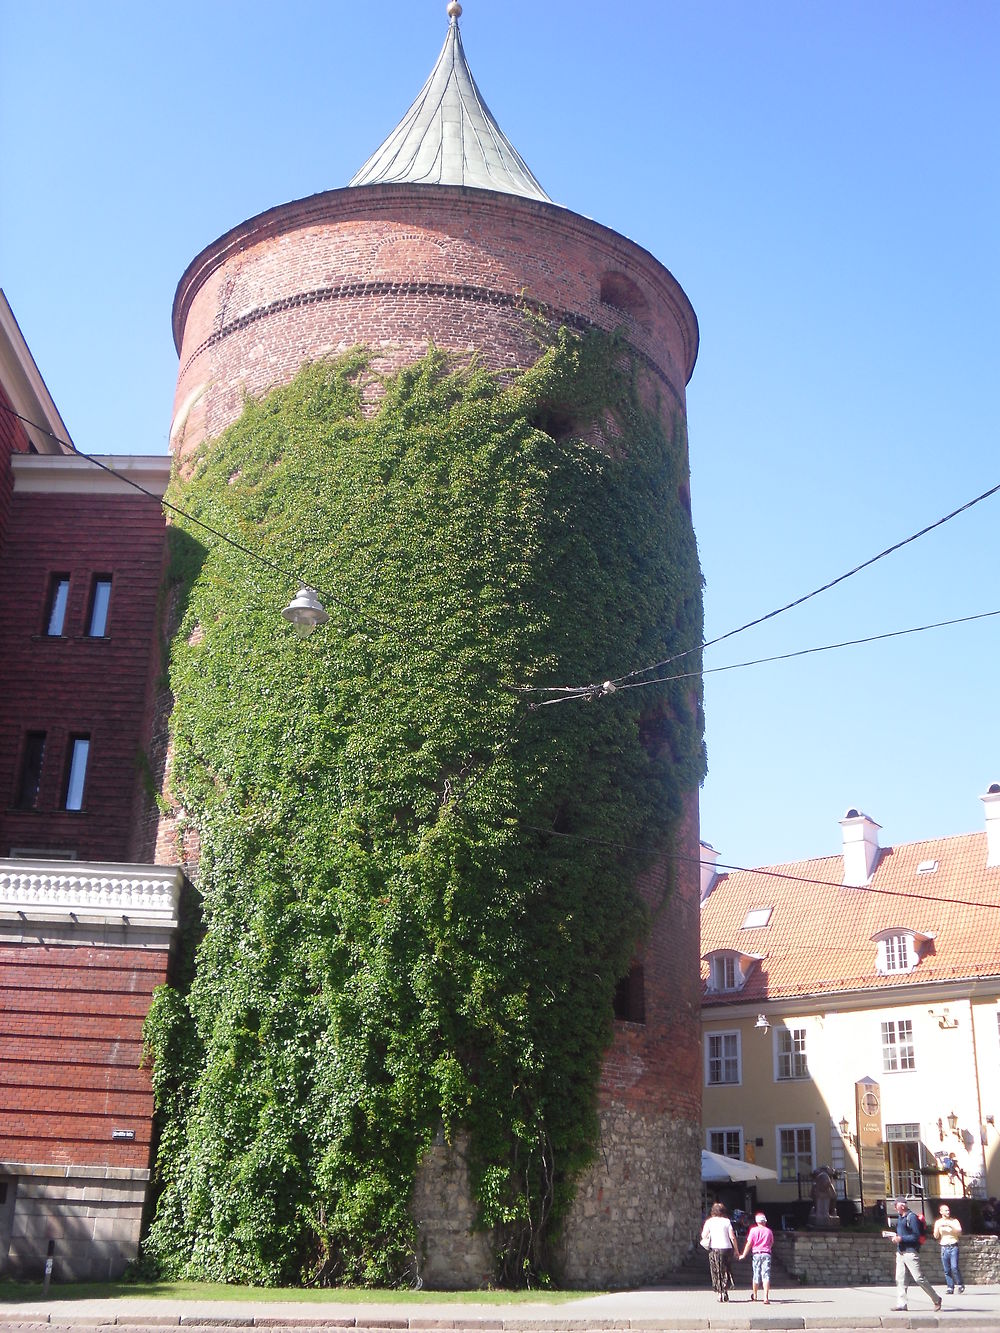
[739, 1210, 774, 1304]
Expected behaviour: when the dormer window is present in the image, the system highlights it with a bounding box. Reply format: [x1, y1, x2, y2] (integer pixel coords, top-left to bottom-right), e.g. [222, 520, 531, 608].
[706, 949, 757, 993]
[872, 926, 931, 976]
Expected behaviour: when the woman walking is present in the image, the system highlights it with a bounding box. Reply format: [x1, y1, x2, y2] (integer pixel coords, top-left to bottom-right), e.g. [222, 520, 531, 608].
[701, 1202, 739, 1301]
[933, 1204, 965, 1295]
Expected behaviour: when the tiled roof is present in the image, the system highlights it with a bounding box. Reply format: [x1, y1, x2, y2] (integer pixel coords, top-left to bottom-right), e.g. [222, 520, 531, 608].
[348, 7, 550, 202]
[700, 830, 1000, 1005]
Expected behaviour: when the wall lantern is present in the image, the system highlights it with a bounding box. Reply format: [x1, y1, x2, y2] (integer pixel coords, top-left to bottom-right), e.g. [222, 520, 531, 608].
[754, 1013, 770, 1032]
[838, 1115, 858, 1148]
[947, 1110, 960, 1136]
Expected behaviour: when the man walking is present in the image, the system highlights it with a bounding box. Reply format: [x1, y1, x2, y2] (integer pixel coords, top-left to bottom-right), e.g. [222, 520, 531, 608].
[891, 1198, 941, 1311]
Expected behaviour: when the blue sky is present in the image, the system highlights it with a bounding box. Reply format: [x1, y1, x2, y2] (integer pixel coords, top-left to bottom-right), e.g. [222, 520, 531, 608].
[3, 1, 997, 868]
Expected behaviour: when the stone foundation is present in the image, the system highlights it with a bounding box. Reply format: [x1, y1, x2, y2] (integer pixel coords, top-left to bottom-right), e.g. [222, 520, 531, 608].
[553, 1104, 701, 1289]
[411, 1134, 492, 1290]
[1, 1163, 149, 1281]
[411, 1108, 701, 1291]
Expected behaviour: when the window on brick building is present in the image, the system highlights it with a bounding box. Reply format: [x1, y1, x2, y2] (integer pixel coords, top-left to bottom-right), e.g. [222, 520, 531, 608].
[613, 963, 646, 1024]
[15, 732, 46, 809]
[44, 575, 70, 635]
[62, 736, 90, 811]
[705, 1031, 741, 1085]
[86, 577, 112, 637]
[778, 1124, 814, 1182]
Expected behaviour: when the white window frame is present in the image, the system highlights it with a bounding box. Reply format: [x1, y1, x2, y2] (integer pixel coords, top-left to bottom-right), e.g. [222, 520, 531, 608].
[707, 1127, 743, 1159]
[708, 952, 741, 992]
[881, 1017, 916, 1073]
[775, 1025, 808, 1080]
[705, 1030, 742, 1086]
[777, 1123, 815, 1183]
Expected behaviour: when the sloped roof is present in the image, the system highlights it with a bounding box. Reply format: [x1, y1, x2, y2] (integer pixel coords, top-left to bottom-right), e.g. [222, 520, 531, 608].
[348, 5, 550, 202]
[701, 830, 1000, 1004]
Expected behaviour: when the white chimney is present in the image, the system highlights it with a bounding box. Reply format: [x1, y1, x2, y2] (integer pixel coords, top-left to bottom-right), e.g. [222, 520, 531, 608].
[840, 808, 881, 887]
[982, 784, 1000, 868]
[700, 841, 720, 901]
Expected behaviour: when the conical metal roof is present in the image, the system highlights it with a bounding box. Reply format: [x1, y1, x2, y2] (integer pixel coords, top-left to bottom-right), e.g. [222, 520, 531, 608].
[348, 3, 550, 202]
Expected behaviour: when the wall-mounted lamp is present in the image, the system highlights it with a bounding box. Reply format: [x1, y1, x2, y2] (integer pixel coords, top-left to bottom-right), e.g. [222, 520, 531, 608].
[947, 1110, 960, 1137]
[838, 1115, 858, 1148]
[754, 1013, 770, 1032]
[928, 1007, 959, 1030]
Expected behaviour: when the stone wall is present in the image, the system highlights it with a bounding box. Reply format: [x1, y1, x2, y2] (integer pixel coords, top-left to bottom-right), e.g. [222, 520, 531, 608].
[554, 1104, 702, 1288]
[411, 1134, 492, 1290]
[1, 1164, 149, 1281]
[774, 1231, 1000, 1286]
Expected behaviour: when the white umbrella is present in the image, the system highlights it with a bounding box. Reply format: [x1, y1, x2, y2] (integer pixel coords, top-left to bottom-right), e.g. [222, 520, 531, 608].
[701, 1148, 779, 1183]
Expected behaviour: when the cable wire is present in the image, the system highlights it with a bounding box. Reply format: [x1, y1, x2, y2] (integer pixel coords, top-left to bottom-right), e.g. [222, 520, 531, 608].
[0, 400, 404, 639]
[523, 824, 999, 911]
[523, 607, 1000, 704]
[517, 479, 1000, 702]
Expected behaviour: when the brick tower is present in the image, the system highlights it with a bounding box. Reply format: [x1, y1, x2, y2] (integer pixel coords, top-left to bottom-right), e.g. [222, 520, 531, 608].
[167, 4, 703, 1286]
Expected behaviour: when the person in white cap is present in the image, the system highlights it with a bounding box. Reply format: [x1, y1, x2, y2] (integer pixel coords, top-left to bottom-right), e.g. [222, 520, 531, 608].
[739, 1210, 774, 1304]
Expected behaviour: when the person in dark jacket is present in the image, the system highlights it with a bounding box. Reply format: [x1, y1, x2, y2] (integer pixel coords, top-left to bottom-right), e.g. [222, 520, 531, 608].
[890, 1199, 941, 1311]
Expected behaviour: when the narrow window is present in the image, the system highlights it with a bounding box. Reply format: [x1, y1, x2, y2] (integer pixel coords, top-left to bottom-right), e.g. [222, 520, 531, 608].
[86, 577, 112, 637]
[45, 575, 70, 636]
[710, 954, 739, 991]
[613, 963, 646, 1023]
[63, 736, 90, 811]
[883, 934, 911, 972]
[15, 732, 46, 808]
[777, 1027, 808, 1079]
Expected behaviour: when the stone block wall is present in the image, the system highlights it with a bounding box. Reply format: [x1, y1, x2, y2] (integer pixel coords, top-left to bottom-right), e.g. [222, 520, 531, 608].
[554, 1104, 702, 1288]
[773, 1231, 1000, 1286]
[2, 1164, 148, 1281]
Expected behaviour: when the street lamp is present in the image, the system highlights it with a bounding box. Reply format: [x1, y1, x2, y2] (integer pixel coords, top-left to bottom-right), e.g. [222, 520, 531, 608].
[281, 586, 329, 638]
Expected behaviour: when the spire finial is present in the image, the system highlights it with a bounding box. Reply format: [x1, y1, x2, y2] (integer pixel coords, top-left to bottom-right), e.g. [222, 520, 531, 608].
[447, 2, 462, 20]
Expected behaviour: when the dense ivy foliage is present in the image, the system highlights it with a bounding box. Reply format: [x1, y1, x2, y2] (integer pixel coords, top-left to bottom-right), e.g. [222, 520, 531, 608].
[143, 329, 704, 1287]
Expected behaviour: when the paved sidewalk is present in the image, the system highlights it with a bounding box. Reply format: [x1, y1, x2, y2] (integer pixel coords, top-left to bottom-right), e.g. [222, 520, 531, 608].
[0, 1283, 998, 1332]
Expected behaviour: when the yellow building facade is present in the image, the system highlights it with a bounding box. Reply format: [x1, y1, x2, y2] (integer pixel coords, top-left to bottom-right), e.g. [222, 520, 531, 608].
[701, 795, 1000, 1217]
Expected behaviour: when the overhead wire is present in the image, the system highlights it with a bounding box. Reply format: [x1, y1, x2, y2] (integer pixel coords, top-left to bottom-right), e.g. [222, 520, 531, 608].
[517, 478, 1000, 704]
[522, 824, 999, 912]
[7, 398, 997, 697]
[0, 400, 405, 640]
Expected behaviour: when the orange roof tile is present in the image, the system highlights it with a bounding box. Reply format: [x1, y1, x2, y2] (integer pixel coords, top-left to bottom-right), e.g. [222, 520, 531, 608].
[700, 830, 1000, 1005]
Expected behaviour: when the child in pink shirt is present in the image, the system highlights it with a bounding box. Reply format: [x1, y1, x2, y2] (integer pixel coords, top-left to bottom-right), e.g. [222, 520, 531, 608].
[739, 1211, 774, 1303]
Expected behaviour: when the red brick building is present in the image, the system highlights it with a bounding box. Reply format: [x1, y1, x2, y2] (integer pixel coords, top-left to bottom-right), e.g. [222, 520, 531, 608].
[0, 291, 181, 1279]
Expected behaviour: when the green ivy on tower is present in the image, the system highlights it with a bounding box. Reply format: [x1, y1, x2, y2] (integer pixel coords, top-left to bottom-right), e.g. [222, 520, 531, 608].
[142, 326, 705, 1287]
